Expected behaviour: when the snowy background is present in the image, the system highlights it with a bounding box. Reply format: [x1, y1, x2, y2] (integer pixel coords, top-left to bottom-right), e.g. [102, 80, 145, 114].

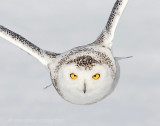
[0, 0, 160, 126]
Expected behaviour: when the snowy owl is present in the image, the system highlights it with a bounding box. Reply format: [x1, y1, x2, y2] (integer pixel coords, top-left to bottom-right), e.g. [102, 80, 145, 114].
[0, 0, 129, 105]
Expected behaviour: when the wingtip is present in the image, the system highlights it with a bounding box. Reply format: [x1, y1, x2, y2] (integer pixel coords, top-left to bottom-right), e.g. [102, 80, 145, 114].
[115, 56, 133, 61]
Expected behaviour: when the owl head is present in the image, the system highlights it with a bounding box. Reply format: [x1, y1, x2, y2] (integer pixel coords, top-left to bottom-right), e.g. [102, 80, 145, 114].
[48, 47, 119, 105]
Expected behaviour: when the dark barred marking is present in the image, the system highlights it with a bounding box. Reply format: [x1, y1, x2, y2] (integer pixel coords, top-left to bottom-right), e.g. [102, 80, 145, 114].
[54, 47, 114, 74]
[106, 0, 123, 33]
[0, 25, 58, 59]
[45, 50, 60, 58]
[96, 32, 106, 44]
[67, 55, 98, 70]
[49, 71, 63, 96]
[95, 0, 124, 44]
[0, 25, 43, 55]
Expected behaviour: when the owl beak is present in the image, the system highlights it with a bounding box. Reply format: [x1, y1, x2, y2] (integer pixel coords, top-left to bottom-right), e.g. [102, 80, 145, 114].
[83, 83, 86, 94]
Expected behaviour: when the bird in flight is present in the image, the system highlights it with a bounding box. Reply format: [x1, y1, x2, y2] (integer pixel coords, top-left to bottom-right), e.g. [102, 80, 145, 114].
[0, 0, 129, 105]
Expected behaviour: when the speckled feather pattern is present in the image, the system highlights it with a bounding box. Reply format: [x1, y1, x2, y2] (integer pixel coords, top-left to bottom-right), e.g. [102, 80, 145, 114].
[0, 25, 58, 65]
[95, 0, 128, 46]
[0, 25, 42, 54]
[54, 47, 114, 73]
[106, 0, 124, 33]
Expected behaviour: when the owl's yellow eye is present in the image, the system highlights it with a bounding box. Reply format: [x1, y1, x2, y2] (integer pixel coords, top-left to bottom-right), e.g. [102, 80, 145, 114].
[92, 73, 100, 80]
[70, 73, 78, 79]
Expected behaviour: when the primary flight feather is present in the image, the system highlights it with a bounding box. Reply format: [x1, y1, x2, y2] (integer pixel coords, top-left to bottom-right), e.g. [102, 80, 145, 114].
[0, 0, 128, 105]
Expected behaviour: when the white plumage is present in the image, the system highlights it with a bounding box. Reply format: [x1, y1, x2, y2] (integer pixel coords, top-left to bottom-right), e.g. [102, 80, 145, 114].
[0, 0, 129, 105]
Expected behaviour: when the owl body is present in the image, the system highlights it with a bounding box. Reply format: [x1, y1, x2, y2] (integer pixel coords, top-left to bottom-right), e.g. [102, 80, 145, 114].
[48, 44, 119, 104]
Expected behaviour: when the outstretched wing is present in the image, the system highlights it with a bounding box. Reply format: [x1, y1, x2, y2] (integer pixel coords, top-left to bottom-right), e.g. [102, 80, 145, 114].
[0, 25, 58, 66]
[95, 0, 128, 48]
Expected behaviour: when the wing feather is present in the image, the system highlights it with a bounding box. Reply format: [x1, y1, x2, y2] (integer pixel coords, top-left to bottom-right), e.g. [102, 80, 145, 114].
[95, 0, 128, 48]
[0, 25, 58, 66]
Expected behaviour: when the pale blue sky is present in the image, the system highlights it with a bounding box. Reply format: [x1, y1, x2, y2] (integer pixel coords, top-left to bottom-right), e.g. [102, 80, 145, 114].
[0, 0, 160, 126]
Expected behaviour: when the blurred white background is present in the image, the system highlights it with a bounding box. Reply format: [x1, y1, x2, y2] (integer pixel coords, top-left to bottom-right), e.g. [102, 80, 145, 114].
[0, 0, 160, 126]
